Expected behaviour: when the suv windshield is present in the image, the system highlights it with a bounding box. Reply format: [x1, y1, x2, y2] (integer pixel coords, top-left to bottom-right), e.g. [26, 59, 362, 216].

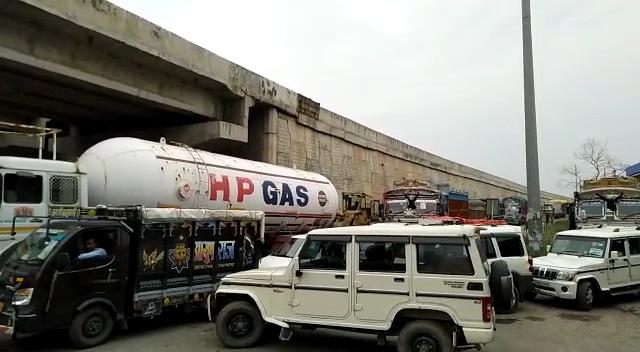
[271, 237, 305, 258]
[549, 235, 607, 258]
[4, 222, 75, 264]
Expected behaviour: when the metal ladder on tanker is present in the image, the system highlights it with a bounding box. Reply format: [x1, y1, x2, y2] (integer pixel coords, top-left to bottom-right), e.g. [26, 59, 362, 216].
[171, 141, 210, 209]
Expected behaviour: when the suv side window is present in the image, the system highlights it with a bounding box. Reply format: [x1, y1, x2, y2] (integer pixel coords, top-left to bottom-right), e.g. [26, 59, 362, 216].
[480, 236, 497, 259]
[628, 237, 640, 255]
[358, 242, 406, 273]
[416, 243, 475, 276]
[610, 239, 626, 256]
[495, 235, 524, 257]
[299, 237, 348, 271]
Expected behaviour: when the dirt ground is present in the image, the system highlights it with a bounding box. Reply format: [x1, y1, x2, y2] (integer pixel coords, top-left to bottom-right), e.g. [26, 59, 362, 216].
[2, 295, 639, 352]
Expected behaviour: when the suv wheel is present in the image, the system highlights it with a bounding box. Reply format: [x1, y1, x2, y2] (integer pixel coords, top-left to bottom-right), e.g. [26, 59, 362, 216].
[397, 320, 452, 352]
[575, 281, 595, 311]
[215, 301, 265, 348]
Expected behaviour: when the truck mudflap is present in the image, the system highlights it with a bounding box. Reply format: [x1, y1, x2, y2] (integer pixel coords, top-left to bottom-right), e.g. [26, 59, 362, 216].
[206, 293, 216, 322]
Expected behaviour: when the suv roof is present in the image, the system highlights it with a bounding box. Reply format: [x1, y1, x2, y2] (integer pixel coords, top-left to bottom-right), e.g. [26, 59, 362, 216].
[479, 225, 522, 234]
[307, 224, 483, 237]
[557, 226, 640, 238]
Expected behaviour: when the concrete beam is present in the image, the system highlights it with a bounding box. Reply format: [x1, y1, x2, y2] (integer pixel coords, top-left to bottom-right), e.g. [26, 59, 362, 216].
[17, 0, 299, 115]
[56, 121, 248, 155]
[0, 3, 224, 119]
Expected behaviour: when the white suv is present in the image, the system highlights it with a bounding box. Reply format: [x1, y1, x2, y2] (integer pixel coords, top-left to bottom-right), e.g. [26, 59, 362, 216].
[210, 224, 514, 352]
[532, 225, 640, 311]
[478, 225, 534, 313]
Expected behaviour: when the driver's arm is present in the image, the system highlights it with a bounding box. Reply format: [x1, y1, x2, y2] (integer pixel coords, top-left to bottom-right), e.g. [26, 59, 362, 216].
[77, 248, 107, 260]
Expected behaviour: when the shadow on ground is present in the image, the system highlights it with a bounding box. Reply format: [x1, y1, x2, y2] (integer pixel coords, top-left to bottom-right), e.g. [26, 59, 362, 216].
[0, 311, 210, 351]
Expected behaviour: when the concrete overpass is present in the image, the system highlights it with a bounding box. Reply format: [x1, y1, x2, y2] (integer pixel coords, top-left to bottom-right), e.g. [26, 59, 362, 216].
[0, 0, 570, 202]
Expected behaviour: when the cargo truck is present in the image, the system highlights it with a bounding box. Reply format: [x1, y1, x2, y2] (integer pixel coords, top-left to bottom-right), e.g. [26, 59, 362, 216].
[0, 206, 264, 348]
[571, 177, 640, 229]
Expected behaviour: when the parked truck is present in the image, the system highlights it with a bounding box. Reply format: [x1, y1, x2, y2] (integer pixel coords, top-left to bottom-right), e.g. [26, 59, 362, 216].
[0, 206, 264, 348]
[381, 178, 445, 222]
[570, 177, 640, 229]
[436, 183, 470, 218]
[0, 136, 340, 250]
[501, 196, 527, 225]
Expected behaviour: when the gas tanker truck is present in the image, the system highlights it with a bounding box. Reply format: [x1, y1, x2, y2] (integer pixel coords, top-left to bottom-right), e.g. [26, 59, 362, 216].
[0, 137, 340, 247]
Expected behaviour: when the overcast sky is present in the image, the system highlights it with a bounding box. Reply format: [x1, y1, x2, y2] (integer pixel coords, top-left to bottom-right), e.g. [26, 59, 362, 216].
[110, 0, 639, 196]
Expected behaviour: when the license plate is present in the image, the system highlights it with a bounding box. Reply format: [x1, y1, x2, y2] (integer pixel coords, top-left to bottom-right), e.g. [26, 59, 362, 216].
[535, 281, 550, 287]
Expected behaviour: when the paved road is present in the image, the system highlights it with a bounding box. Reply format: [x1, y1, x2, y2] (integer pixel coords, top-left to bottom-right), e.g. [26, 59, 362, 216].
[2, 295, 639, 352]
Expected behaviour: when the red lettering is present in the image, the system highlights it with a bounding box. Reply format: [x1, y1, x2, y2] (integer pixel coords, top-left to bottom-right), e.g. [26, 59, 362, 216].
[208, 174, 230, 201]
[236, 177, 255, 202]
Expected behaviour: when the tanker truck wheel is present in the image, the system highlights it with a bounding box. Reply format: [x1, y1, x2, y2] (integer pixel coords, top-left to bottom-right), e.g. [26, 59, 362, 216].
[489, 260, 514, 313]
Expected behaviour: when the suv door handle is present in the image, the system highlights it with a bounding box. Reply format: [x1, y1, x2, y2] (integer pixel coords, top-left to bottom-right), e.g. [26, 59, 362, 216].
[335, 274, 345, 279]
[394, 277, 404, 283]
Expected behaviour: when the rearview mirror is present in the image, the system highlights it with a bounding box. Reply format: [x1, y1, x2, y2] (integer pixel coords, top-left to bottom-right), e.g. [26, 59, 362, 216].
[293, 258, 302, 277]
[55, 253, 70, 269]
[610, 251, 620, 260]
[546, 245, 551, 253]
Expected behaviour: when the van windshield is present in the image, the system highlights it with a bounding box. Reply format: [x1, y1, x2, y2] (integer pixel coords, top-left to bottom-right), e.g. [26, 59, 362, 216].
[271, 237, 305, 258]
[4, 222, 75, 264]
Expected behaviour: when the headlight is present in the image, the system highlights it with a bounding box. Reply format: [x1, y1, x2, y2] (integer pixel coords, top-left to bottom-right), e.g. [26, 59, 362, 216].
[12, 288, 34, 306]
[555, 271, 576, 281]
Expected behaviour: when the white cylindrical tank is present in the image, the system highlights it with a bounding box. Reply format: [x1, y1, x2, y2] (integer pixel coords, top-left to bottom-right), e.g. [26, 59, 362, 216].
[77, 137, 340, 235]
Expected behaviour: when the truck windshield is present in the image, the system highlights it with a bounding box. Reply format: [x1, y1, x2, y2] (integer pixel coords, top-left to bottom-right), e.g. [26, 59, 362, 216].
[616, 200, 640, 218]
[415, 200, 437, 215]
[549, 235, 607, 258]
[4, 222, 74, 264]
[385, 200, 407, 214]
[271, 237, 305, 258]
[577, 200, 605, 218]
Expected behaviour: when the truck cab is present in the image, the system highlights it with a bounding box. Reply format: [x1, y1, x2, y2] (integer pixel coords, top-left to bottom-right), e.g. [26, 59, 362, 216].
[0, 156, 87, 242]
[0, 206, 265, 349]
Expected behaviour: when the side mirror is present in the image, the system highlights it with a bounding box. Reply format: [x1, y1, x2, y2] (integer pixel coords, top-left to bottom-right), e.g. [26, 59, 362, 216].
[546, 245, 551, 253]
[610, 251, 620, 260]
[55, 253, 70, 269]
[293, 258, 302, 277]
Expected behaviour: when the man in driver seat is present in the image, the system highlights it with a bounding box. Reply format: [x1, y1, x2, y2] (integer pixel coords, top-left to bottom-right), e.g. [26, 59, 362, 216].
[77, 237, 107, 260]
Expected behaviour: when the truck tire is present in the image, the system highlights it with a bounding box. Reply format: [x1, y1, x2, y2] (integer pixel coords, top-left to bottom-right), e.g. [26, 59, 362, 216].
[68, 305, 115, 349]
[489, 260, 513, 311]
[575, 281, 595, 311]
[215, 301, 265, 348]
[397, 320, 452, 352]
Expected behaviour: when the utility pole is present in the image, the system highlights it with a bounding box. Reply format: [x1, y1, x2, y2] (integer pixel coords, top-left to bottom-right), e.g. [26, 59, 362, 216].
[521, 0, 543, 249]
[574, 164, 579, 192]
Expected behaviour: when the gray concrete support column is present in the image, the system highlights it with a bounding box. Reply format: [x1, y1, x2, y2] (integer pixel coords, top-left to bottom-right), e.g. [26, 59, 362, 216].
[263, 108, 279, 164]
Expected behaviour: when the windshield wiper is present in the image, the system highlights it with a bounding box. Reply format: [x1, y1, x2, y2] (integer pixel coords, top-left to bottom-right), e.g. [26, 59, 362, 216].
[556, 250, 581, 256]
[620, 212, 640, 220]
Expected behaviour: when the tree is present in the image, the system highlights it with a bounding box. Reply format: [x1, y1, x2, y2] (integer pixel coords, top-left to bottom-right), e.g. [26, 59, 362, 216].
[559, 138, 628, 190]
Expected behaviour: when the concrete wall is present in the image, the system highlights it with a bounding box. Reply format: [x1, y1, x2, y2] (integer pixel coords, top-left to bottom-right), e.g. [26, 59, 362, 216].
[268, 108, 564, 200]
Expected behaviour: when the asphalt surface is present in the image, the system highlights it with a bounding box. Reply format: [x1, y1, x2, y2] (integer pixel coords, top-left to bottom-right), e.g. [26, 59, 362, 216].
[2, 294, 639, 352]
